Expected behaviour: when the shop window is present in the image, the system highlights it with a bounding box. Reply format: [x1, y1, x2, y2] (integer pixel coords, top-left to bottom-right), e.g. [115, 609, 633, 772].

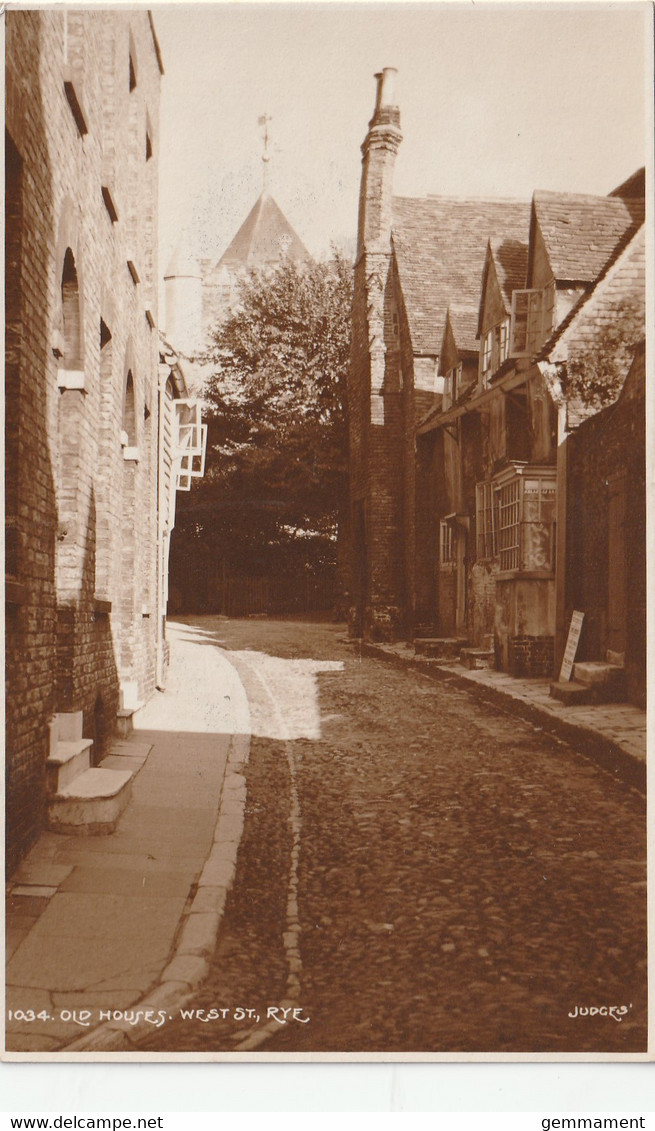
[497, 476, 521, 571]
[482, 465, 556, 573]
[475, 482, 497, 560]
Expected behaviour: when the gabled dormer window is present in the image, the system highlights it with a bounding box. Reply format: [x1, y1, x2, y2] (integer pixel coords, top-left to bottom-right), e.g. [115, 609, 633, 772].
[442, 363, 461, 410]
[510, 283, 555, 358]
[480, 320, 510, 386]
[499, 319, 510, 364]
[481, 331, 493, 379]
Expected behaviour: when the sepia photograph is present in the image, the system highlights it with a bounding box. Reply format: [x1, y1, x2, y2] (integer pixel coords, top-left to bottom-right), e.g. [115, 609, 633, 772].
[4, 1, 650, 1061]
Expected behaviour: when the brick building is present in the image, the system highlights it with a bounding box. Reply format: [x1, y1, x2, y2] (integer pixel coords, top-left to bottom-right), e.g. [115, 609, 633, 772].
[347, 70, 645, 698]
[5, 10, 204, 873]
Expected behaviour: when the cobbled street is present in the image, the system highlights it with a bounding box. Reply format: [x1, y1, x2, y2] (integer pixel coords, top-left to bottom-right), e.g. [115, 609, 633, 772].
[144, 616, 647, 1055]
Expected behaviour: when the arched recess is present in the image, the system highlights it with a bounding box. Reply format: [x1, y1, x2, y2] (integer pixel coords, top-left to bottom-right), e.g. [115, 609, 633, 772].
[55, 200, 86, 388]
[94, 314, 114, 598]
[117, 343, 140, 681]
[61, 249, 82, 369]
[123, 371, 137, 447]
[54, 208, 88, 600]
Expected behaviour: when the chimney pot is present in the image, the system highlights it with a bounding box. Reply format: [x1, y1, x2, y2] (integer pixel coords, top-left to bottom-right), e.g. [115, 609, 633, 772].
[378, 67, 398, 109]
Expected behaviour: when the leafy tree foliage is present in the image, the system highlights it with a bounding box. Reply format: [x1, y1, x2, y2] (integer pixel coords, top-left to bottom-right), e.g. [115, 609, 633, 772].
[173, 253, 352, 589]
[561, 300, 644, 409]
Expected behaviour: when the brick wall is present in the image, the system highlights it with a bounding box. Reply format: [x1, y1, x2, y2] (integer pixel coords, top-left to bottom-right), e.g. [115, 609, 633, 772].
[5, 10, 163, 872]
[565, 346, 645, 707]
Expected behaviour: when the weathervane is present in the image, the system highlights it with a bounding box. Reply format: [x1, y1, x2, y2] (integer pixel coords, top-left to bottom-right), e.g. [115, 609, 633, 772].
[258, 114, 273, 192]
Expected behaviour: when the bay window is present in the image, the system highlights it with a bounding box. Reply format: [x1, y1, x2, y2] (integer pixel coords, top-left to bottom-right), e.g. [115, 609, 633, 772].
[475, 465, 556, 572]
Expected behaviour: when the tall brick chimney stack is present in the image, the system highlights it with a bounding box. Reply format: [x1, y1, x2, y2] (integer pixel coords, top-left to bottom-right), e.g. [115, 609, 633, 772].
[346, 69, 405, 643]
[357, 67, 402, 258]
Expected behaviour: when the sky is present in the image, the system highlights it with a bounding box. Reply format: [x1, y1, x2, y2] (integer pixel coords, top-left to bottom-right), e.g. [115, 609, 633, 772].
[153, 2, 650, 274]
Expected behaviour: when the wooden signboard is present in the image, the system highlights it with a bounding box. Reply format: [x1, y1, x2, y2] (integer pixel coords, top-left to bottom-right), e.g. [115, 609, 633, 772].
[559, 610, 585, 682]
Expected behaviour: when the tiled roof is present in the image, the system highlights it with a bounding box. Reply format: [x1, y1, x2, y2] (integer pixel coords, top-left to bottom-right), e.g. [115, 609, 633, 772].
[446, 305, 480, 354]
[215, 191, 310, 270]
[489, 237, 528, 305]
[609, 167, 645, 199]
[532, 190, 643, 284]
[542, 223, 645, 362]
[539, 224, 645, 427]
[391, 196, 530, 354]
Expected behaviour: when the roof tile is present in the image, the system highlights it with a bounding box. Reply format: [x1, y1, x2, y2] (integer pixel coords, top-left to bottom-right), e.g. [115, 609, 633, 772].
[392, 196, 530, 354]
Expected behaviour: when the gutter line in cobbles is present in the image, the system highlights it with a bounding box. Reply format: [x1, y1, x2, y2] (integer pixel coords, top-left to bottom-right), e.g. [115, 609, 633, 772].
[229, 655, 304, 1052]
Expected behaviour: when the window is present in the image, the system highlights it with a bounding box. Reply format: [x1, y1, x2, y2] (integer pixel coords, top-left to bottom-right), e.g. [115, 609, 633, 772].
[483, 465, 556, 572]
[451, 363, 462, 401]
[173, 399, 207, 490]
[61, 249, 82, 368]
[439, 519, 455, 567]
[481, 330, 493, 380]
[481, 321, 511, 385]
[510, 284, 555, 357]
[122, 371, 138, 456]
[499, 319, 510, 364]
[497, 477, 521, 571]
[475, 482, 497, 560]
[57, 247, 85, 388]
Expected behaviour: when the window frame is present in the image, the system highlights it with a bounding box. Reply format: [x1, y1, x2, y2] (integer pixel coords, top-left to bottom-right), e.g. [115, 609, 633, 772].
[478, 464, 557, 574]
[439, 518, 455, 569]
[510, 284, 555, 358]
[475, 481, 497, 561]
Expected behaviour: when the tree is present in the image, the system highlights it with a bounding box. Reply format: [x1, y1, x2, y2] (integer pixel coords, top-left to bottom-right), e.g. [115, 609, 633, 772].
[561, 299, 644, 410]
[171, 252, 353, 606]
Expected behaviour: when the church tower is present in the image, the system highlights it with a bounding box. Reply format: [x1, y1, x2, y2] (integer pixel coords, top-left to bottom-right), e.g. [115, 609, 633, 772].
[201, 116, 311, 335]
[163, 240, 203, 358]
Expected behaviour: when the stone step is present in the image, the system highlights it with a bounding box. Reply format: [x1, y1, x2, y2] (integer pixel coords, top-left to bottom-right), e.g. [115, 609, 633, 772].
[573, 661, 623, 686]
[460, 647, 495, 671]
[49, 710, 84, 751]
[572, 662, 626, 701]
[414, 637, 468, 660]
[550, 680, 595, 706]
[116, 702, 145, 739]
[46, 738, 93, 794]
[47, 767, 133, 835]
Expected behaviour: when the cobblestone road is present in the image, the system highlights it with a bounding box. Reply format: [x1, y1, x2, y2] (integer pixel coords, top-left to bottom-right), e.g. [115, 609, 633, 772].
[144, 616, 647, 1055]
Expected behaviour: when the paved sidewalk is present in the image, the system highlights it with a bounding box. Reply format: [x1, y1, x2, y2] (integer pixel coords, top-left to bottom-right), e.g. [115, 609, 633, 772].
[5, 622, 250, 1054]
[358, 640, 647, 790]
